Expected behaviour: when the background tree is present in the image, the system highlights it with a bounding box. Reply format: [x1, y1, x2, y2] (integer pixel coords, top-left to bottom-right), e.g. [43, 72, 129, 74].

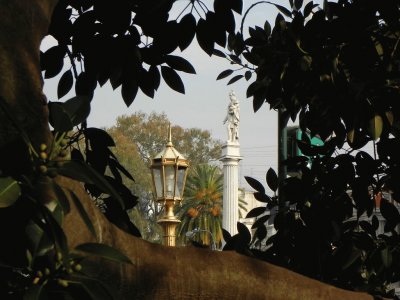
[0, 0, 376, 299]
[176, 164, 223, 248]
[108, 112, 222, 166]
[107, 112, 222, 243]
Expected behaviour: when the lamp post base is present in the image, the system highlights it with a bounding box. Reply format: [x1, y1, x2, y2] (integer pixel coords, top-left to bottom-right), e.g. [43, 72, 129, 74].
[158, 217, 181, 247]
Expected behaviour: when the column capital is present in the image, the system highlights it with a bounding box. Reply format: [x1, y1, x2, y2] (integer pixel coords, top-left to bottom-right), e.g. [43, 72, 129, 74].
[220, 143, 243, 161]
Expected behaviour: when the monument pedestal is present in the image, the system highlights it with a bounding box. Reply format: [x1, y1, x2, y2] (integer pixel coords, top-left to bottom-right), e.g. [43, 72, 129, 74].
[220, 142, 242, 235]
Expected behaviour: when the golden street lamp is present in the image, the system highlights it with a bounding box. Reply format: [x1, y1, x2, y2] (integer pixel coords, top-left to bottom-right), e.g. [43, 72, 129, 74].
[150, 125, 189, 246]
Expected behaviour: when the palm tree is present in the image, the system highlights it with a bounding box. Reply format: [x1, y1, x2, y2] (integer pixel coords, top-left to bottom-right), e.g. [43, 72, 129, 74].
[176, 164, 223, 248]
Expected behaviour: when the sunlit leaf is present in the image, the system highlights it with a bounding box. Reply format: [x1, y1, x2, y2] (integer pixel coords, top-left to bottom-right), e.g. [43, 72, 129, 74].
[386, 111, 394, 126]
[368, 115, 383, 140]
[347, 129, 355, 144]
[0, 177, 20, 208]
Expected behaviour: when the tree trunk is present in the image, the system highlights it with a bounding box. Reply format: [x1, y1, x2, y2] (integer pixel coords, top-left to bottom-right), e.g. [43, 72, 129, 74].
[0, 1, 373, 299]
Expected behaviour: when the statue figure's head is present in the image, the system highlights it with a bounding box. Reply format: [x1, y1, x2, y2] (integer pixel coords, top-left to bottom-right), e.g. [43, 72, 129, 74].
[229, 90, 238, 104]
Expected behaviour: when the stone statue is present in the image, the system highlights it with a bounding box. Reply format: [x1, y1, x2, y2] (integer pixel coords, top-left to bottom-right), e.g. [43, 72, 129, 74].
[223, 91, 240, 142]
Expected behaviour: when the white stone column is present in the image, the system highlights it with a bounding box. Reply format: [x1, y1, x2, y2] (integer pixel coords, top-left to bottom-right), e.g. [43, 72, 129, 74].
[220, 142, 242, 235]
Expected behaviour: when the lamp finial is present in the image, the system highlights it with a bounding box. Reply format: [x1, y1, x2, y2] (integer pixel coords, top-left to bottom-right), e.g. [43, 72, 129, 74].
[167, 123, 173, 146]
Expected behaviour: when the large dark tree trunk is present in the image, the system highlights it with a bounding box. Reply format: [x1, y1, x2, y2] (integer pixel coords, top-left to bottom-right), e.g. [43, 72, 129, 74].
[0, 1, 373, 299]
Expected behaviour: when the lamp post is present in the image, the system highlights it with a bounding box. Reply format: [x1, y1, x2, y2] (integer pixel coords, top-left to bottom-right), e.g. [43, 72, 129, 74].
[150, 125, 189, 246]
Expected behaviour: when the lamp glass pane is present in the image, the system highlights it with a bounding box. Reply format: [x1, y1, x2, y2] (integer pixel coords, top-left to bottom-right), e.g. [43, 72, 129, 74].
[165, 165, 176, 198]
[176, 167, 186, 198]
[152, 168, 163, 198]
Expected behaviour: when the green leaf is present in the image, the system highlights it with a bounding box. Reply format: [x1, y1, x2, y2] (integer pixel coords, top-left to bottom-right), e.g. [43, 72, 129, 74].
[303, 1, 315, 18]
[216, 69, 234, 80]
[121, 78, 138, 107]
[48, 102, 73, 132]
[48, 96, 91, 132]
[266, 168, 279, 192]
[237, 222, 251, 244]
[58, 69, 74, 99]
[43, 45, 65, 79]
[138, 68, 155, 98]
[244, 176, 265, 193]
[149, 65, 161, 91]
[52, 203, 64, 225]
[212, 49, 226, 58]
[63, 96, 91, 126]
[252, 92, 265, 112]
[161, 66, 185, 94]
[342, 247, 361, 270]
[264, 20, 271, 37]
[178, 13, 196, 51]
[26, 220, 53, 258]
[251, 214, 270, 229]
[294, 0, 303, 10]
[23, 283, 44, 300]
[381, 247, 392, 268]
[0, 176, 21, 208]
[230, 0, 243, 14]
[272, 4, 292, 18]
[85, 127, 115, 147]
[368, 115, 383, 140]
[196, 18, 214, 56]
[35, 202, 69, 259]
[58, 161, 125, 209]
[253, 192, 271, 203]
[69, 191, 97, 239]
[246, 206, 266, 218]
[227, 74, 243, 85]
[245, 71, 252, 81]
[74, 243, 132, 264]
[165, 55, 196, 74]
[52, 182, 71, 214]
[381, 198, 400, 225]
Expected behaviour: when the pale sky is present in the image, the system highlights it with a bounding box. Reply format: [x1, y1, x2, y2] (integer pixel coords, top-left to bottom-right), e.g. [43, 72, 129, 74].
[43, 1, 323, 191]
